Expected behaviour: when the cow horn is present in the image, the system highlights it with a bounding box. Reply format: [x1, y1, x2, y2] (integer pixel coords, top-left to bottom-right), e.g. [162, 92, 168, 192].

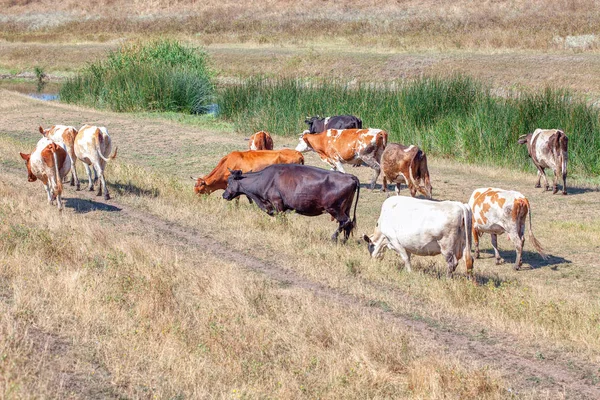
[190, 176, 196, 180]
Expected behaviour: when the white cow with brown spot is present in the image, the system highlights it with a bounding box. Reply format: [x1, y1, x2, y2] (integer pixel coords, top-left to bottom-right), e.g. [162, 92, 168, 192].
[518, 129, 568, 195]
[469, 187, 547, 270]
[19, 137, 71, 211]
[39, 125, 80, 190]
[248, 131, 274, 150]
[363, 196, 474, 277]
[381, 143, 432, 198]
[74, 125, 117, 200]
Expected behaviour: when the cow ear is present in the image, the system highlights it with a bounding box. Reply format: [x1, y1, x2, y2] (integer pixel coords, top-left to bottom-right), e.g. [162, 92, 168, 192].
[363, 234, 372, 244]
[39, 126, 44, 135]
[19, 152, 30, 161]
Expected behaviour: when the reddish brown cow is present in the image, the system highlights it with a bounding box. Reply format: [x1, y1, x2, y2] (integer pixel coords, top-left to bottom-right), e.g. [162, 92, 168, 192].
[39, 125, 80, 189]
[248, 131, 274, 150]
[19, 137, 71, 211]
[381, 143, 432, 198]
[295, 128, 388, 189]
[518, 129, 568, 195]
[194, 149, 304, 195]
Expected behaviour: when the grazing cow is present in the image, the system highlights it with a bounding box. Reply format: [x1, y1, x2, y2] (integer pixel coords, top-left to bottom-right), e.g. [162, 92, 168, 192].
[295, 128, 388, 189]
[248, 131, 274, 151]
[468, 188, 547, 270]
[74, 125, 117, 200]
[518, 129, 568, 195]
[223, 164, 360, 242]
[381, 143, 432, 198]
[39, 125, 80, 190]
[194, 149, 304, 195]
[304, 114, 362, 134]
[19, 137, 71, 211]
[363, 196, 473, 277]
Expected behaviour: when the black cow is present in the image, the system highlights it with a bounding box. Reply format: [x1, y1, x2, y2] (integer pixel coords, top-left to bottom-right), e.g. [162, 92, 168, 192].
[223, 164, 360, 242]
[304, 115, 363, 134]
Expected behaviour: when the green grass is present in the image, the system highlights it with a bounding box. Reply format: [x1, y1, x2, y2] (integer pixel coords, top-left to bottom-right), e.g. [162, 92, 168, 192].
[218, 76, 600, 177]
[60, 40, 214, 114]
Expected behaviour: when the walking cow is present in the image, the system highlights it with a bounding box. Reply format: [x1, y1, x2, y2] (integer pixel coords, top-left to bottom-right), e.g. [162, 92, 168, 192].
[518, 129, 568, 195]
[74, 125, 117, 200]
[381, 143, 432, 198]
[363, 196, 473, 277]
[39, 125, 80, 190]
[469, 187, 547, 270]
[222, 164, 360, 243]
[19, 137, 71, 211]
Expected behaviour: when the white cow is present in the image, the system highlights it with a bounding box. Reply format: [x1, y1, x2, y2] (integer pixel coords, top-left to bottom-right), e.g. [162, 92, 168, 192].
[19, 137, 71, 211]
[363, 196, 474, 277]
[468, 188, 547, 270]
[518, 129, 568, 195]
[74, 125, 117, 200]
[39, 125, 80, 190]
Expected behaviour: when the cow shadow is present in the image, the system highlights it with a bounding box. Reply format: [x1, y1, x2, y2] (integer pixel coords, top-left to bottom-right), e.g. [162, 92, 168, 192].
[564, 186, 600, 195]
[110, 181, 160, 198]
[64, 197, 121, 214]
[476, 249, 571, 270]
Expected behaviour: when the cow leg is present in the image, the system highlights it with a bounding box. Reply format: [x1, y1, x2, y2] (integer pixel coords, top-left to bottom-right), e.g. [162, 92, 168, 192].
[473, 228, 481, 259]
[44, 182, 53, 205]
[536, 167, 549, 191]
[491, 234, 504, 265]
[94, 163, 110, 200]
[389, 239, 412, 272]
[445, 252, 459, 278]
[394, 182, 401, 196]
[361, 155, 381, 191]
[334, 161, 346, 173]
[70, 154, 80, 190]
[509, 226, 525, 270]
[382, 175, 388, 192]
[552, 168, 559, 194]
[84, 163, 94, 191]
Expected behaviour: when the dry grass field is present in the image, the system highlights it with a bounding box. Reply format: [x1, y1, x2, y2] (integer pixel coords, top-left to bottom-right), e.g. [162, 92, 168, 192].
[1, 91, 599, 398]
[1, 1, 600, 398]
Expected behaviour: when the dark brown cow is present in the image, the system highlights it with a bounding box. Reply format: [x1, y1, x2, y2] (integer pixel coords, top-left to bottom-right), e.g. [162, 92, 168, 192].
[518, 129, 568, 195]
[304, 115, 362, 134]
[223, 164, 360, 242]
[194, 149, 304, 195]
[248, 131, 274, 151]
[381, 143, 432, 198]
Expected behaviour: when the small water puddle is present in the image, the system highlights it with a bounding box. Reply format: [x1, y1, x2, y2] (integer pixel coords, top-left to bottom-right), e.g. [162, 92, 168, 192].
[0, 80, 60, 101]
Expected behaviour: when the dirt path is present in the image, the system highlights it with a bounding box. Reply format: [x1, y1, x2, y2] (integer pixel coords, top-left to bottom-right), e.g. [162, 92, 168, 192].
[48, 176, 596, 399]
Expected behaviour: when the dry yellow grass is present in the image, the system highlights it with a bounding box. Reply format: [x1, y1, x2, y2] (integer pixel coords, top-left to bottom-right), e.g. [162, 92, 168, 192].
[1, 91, 599, 397]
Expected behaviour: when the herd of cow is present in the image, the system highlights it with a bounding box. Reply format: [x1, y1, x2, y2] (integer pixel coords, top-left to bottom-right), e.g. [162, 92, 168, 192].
[20, 115, 569, 277]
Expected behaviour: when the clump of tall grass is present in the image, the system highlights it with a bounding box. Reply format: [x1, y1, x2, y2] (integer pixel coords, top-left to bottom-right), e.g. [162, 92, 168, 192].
[60, 40, 214, 113]
[218, 76, 600, 176]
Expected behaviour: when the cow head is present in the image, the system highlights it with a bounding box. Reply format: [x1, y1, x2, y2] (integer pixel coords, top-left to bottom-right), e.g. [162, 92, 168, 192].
[194, 177, 210, 195]
[517, 133, 531, 145]
[362, 227, 386, 258]
[19, 152, 37, 182]
[222, 169, 245, 201]
[295, 134, 312, 153]
[304, 116, 324, 134]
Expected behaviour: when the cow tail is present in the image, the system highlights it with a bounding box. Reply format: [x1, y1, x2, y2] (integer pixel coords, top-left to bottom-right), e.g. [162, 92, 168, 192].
[462, 204, 474, 276]
[408, 150, 421, 193]
[50, 144, 63, 197]
[524, 199, 548, 259]
[350, 177, 360, 235]
[559, 132, 568, 179]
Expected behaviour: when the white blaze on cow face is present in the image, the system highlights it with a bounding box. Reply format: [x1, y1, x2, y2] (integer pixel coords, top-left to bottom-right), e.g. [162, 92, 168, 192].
[295, 135, 311, 152]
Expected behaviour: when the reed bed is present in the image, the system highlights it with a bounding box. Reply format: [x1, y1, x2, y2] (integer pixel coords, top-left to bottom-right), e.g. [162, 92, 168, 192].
[219, 76, 600, 176]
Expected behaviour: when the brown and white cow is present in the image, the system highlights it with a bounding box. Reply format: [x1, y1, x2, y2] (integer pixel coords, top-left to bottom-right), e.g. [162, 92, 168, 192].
[19, 137, 71, 211]
[39, 125, 80, 190]
[381, 143, 432, 198]
[194, 149, 304, 195]
[248, 131, 274, 151]
[518, 129, 568, 195]
[363, 195, 473, 277]
[469, 188, 547, 270]
[74, 125, 117, 200]
[295, 128, 388, 189]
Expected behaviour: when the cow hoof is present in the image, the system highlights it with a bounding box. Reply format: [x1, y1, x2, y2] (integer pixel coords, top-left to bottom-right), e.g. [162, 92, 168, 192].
[76, 186, 81, 191]
[513, 264, 521, 271]
[552, 188, 558, 194]
[495, 258, 505, 265]
[562, 191, 567, 195]
[88, 187, 94, 192]
[104, 194, 111, 201]
[535, 184, 541, 188]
